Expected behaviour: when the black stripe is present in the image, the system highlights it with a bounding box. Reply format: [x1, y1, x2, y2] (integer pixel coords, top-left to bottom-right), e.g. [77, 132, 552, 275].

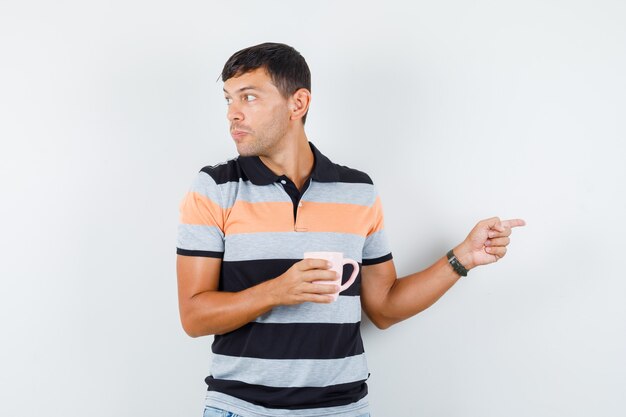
[361, 252, 393, 266]
[220, 259, 362, 296]
[334, 164, 374, 184]
[205, 377, 368, 410]
[176, 248, 224, 258]
[199, 149, 376, 186]
[201, 159, 248, 185]
[212, 322, 364, 360]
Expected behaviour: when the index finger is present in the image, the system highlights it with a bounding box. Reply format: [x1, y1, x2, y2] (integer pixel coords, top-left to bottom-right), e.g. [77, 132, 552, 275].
[300, 258, 332, 270]
[500, 219, 526, 229]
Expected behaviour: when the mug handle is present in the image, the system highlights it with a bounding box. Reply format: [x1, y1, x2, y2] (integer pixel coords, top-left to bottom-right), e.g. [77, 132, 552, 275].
[339, 258, 360, 292]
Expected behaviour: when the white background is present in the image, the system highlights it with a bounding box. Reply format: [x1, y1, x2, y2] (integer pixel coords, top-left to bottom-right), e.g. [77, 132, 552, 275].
[1, 1, 625, 416]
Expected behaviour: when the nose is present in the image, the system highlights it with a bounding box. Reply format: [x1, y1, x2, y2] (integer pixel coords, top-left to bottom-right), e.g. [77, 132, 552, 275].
[227, 102, 244, 123]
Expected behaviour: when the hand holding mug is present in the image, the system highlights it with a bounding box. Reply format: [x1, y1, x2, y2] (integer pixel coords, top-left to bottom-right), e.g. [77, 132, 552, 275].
[303, 252, 360, 301]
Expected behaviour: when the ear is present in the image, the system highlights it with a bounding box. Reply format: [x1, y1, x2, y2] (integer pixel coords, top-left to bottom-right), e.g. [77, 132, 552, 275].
[289, 88, 311, 122]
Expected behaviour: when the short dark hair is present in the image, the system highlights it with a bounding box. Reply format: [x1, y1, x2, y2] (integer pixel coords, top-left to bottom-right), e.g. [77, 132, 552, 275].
[221, 42, 312, 124]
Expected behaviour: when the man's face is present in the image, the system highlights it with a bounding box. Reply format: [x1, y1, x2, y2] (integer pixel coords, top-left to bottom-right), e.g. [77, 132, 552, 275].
[223, 67, 292, 157]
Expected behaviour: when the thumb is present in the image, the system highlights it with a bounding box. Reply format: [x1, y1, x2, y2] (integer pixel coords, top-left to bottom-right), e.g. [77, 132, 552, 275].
[482, 216, 503, 231]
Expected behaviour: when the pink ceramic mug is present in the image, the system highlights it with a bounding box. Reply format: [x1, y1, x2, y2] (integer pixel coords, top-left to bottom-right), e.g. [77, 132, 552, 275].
[303, 251, 360, 301]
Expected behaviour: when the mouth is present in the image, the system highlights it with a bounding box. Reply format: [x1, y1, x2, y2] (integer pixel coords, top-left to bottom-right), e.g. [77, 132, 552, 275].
[231, 130, 250, 140]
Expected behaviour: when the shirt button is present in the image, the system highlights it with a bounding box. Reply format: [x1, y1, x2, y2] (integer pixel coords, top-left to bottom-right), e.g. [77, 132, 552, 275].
[280, 180, 287, 185]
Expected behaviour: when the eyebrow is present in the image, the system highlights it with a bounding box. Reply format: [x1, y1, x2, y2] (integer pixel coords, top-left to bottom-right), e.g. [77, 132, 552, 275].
[223, 86, 261, 95]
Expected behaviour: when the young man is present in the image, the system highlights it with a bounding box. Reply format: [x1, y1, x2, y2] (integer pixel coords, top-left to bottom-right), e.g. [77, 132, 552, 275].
[177, 42, 525, 417]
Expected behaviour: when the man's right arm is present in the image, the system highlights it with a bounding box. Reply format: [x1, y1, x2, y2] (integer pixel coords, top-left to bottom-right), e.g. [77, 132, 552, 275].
[176, 255, 340, 337]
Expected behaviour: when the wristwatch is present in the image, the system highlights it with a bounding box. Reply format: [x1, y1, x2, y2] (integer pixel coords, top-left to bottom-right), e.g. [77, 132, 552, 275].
[446, 249, 469, 277]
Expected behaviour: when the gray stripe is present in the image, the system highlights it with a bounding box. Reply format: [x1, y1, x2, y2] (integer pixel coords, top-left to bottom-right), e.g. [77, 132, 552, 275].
[192, 177, 291, 208]
[191, 176, 378, 208]
[220, 181, 290, 206]
[223, 232, 365, 262]
[254, 296, 361, 324]
[210, 353, 369, 388]
[189, 171, 224, 206]
[177, 224, 224, 251]
[302, 182, 376, 206]
[362, 229, 391, 260]
[205, 391, 369, 417]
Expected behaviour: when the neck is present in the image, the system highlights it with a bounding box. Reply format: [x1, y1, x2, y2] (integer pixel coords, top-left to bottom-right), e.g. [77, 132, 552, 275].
[259, 130, 313, 191]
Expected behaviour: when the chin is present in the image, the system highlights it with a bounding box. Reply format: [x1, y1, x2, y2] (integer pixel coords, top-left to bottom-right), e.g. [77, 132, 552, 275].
[235, 144, 258, 157]
[235, 140, 267, 157]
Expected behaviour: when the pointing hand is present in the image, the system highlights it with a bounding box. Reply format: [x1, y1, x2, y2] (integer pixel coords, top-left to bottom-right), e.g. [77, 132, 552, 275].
[454, 217, 526, 270]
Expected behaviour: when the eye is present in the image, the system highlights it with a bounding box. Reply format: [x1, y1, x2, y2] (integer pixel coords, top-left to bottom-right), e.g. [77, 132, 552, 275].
[245, 95, 257, 102]
[225, 97, 233, 105]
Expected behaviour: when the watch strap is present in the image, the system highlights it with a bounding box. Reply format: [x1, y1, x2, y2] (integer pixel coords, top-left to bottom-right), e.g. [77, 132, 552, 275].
[447, 249, 469, 277]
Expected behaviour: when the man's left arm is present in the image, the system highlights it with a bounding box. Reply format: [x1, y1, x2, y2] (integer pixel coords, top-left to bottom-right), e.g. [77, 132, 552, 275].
[360, 217, 526, 329]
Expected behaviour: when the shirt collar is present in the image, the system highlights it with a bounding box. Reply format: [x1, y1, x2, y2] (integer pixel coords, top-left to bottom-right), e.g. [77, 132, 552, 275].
[238, 141, 339, 185]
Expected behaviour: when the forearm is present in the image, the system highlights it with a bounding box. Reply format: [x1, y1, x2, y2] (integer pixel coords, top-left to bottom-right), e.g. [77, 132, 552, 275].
[380, 246, 473, 327]
[181, 280, 276, 337]
[367, 216, 525, 329]
[178, 257, 342, 337]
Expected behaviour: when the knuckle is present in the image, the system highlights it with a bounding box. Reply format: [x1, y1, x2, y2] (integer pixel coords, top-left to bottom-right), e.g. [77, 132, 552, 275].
[317, 272, 330, 280]
[319, 295, 333, 303]
[324, 284, 337, 294]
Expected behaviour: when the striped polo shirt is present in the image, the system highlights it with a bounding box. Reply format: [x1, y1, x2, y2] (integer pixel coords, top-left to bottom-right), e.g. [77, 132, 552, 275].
[177, 142, 392, 417]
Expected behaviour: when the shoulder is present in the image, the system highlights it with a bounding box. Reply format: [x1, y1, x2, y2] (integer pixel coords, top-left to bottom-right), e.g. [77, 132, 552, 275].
[328, 163, 379, 206]
[198, 157, 247, 185]
[332, 163, 374, 185]
[312, 141, 373, 185]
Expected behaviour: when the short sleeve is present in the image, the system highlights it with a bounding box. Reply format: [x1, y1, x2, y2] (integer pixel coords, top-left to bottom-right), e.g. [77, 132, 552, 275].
[176, 171, 225, 258]
[362, 186, 393, 265]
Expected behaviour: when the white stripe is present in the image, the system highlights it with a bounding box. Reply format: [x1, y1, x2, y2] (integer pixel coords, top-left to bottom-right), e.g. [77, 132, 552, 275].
[254, 296, 361, 324]
[302, 182, 376, 206]
[210, 353, 369, 388]
[362, 229, 391, 260]
[223, 232, 365, 262]
[177, 224, 224, 252]
[190, 171, 224, 205]
[191, 174, 378, 208]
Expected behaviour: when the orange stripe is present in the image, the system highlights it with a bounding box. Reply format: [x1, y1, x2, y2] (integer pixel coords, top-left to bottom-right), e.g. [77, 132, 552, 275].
[368, 196, 386, 235]
[181, 194, 386, 236]
[225, 201, 294, 234]
[295, 200, 383, 236]
[179, 191, 224, 227]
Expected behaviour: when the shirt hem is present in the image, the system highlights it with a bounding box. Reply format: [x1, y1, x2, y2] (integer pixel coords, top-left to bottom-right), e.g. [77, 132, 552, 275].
[204, 391, 370, 417]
